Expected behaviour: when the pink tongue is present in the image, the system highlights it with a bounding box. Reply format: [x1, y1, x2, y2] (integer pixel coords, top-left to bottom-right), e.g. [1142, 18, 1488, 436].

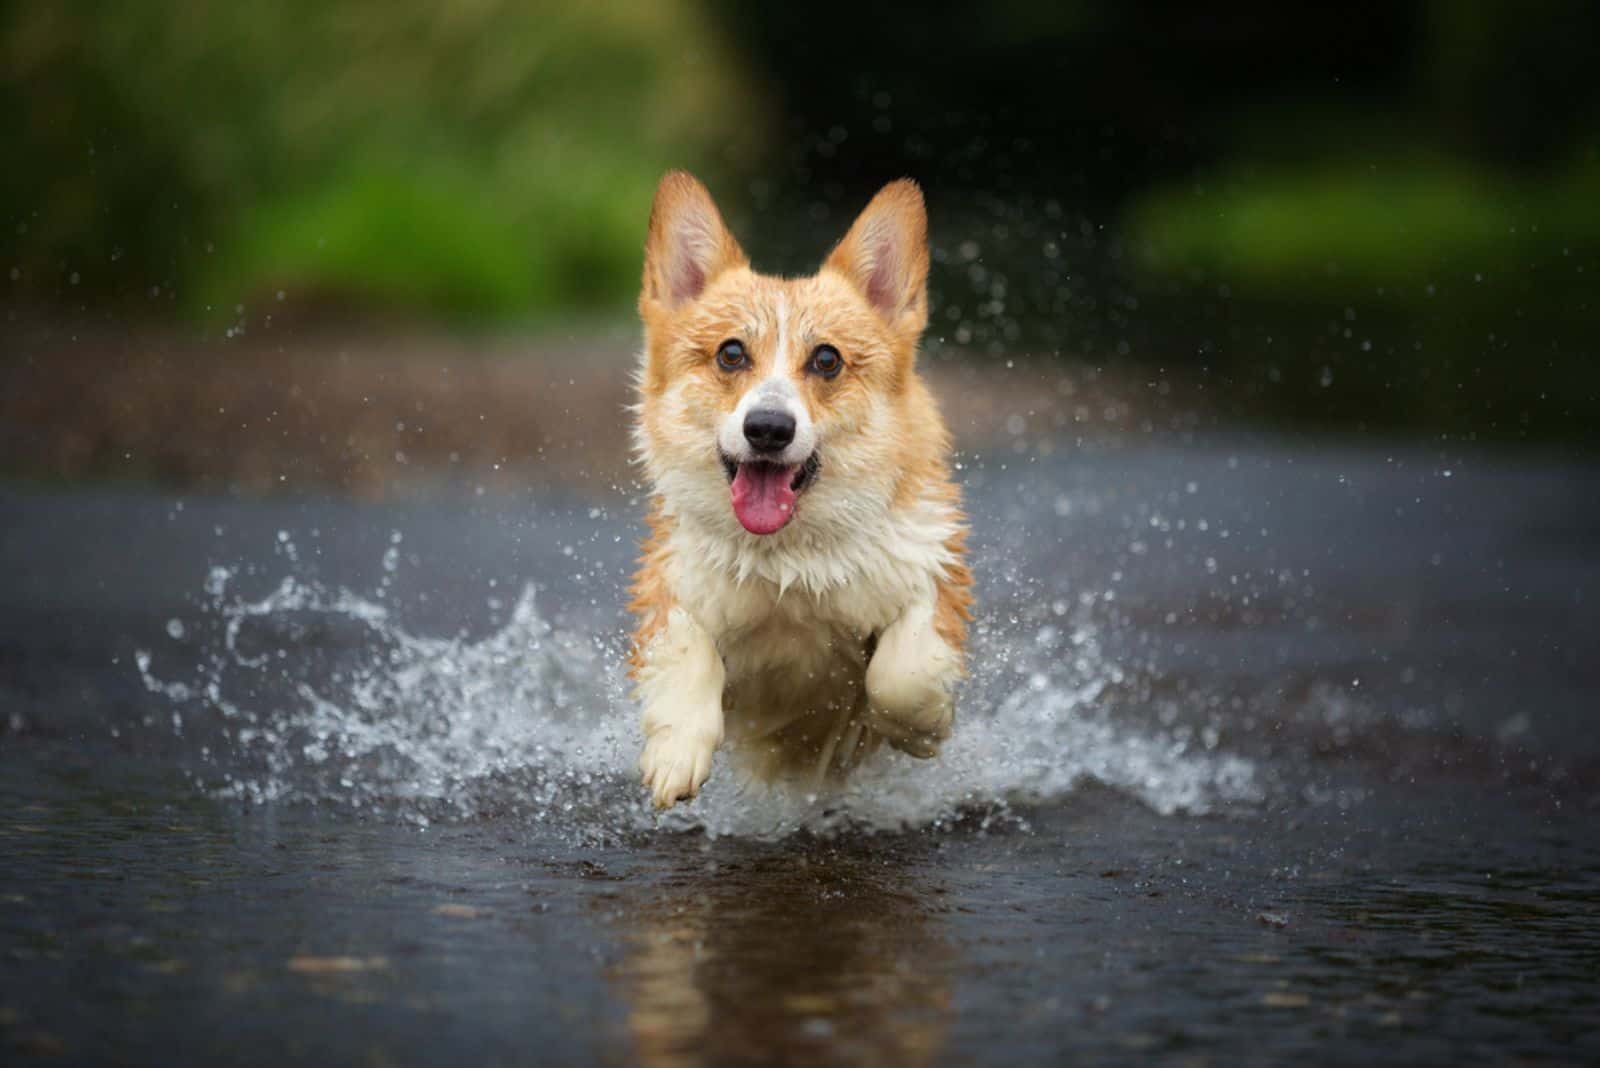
[730, 463, 799, 535]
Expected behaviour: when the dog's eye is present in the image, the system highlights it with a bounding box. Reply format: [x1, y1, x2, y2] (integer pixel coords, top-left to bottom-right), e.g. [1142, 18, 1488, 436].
[715, 339, 749, 372]
[808, 344, 843, 379]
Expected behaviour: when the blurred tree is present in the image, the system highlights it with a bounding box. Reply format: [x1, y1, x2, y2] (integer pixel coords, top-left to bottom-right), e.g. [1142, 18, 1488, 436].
[709, 1, 1423, 209]
[1427, 0, 1600, 162]
[0, 0, 763, 321]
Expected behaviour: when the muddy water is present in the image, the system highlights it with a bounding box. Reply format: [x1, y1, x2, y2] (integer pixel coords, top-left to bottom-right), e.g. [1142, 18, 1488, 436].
[2, 438, 1598, 1063]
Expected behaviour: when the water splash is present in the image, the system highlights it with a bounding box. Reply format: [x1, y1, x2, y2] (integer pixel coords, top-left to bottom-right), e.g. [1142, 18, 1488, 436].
[136, 533, 1262, 839]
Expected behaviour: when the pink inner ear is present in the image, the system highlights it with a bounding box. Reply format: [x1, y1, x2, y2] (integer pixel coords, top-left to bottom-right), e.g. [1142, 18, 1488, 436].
[862, 222, 902, 316]
[663, 209, 720, 306]
[670, 256, 706, 306]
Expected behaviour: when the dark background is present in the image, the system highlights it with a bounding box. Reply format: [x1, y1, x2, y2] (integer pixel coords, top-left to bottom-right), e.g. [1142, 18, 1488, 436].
[4, 0, 1598, 455]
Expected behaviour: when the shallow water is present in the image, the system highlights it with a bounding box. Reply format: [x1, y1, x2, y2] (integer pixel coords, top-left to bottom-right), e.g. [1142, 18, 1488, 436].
[2, 437, 1598, 1063]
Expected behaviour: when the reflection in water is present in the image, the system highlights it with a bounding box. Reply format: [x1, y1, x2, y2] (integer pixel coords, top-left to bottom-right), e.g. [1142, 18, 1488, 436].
[609, 838, 953, 1067]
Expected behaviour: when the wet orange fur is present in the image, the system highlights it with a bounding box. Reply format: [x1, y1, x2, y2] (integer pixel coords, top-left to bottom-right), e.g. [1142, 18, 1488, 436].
[933, 529, 974, 651]
[628, 172, 973, 806]
[626, 498, 676, 677]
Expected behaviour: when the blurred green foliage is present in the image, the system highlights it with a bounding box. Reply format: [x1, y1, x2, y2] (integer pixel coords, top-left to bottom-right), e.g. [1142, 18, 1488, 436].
[1122, 156, 1600, 436]
[1, 0, 760, 322]
[1128, 159, 1600, 294]
[210, 158, 661, 321]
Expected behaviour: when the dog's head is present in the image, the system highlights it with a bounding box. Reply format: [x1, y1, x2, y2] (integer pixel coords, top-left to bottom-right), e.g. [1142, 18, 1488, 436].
[636, 172, 930, 537]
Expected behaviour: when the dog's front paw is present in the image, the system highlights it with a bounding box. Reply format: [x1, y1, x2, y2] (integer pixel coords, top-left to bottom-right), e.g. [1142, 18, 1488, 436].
[864, 685, 953, 759]
[866, 602, 961, 759]
[865, 651, 956, 759]
[639, 726, 719, 809]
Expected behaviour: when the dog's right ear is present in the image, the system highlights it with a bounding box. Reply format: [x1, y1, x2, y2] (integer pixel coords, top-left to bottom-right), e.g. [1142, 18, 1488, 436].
[641, 171, 746, 313]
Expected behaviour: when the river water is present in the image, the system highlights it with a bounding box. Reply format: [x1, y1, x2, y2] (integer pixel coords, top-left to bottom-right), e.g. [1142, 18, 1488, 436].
[2, 437, 1597, 1063]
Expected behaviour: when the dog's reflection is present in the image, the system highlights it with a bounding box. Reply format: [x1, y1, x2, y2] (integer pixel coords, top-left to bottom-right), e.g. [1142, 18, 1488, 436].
[609, 839, 953, 1067]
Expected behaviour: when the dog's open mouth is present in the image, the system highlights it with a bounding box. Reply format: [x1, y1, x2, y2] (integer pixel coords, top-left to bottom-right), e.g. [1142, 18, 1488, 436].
[721, 453, 819, 535]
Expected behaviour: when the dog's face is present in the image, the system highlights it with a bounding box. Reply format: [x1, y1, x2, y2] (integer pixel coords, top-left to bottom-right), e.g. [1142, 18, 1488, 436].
[636, 173, 930, 537]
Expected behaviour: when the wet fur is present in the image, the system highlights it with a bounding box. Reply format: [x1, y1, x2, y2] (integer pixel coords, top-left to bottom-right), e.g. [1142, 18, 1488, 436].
[630, 172, 972, 808]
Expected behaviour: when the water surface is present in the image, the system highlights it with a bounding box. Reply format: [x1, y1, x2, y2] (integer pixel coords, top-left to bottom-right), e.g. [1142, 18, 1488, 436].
[2, 438, 1597, 1063]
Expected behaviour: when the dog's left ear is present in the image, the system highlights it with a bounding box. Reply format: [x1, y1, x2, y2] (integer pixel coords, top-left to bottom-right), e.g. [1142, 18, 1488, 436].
[823, 179, 929, 339]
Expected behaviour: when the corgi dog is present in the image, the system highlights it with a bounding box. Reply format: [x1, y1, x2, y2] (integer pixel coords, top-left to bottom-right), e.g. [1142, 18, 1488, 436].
[629, 172, 972, 809]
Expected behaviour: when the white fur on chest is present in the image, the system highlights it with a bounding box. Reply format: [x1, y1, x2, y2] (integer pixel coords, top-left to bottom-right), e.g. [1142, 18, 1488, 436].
[662, 488, 959, 737]
[666, 493, 956, 639]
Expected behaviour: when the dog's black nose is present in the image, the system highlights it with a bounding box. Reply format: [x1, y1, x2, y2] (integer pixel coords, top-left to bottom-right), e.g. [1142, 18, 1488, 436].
[743, 408, 796, 453]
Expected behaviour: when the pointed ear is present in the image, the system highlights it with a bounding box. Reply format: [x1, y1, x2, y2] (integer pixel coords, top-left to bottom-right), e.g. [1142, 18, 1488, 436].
[641, 171, 746, 312]
[822, 179, 929, 337]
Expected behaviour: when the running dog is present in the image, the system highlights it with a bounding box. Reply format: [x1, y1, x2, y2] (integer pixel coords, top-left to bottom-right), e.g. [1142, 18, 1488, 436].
[630, 172, 971, 809]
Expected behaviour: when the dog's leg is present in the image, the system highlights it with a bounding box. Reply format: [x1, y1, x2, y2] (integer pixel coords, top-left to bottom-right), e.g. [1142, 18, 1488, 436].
[865, 593, 963, 758]
[637, 606, 725, 809]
